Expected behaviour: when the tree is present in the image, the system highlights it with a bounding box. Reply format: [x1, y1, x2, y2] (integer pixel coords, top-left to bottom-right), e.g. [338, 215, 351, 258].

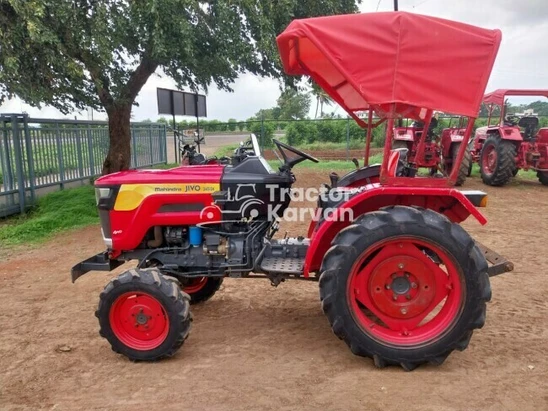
[310, 82, 334, 118]
[227, 118, 237, 132]
[0, 0, 360, 174]
[277, 88, 311, 120]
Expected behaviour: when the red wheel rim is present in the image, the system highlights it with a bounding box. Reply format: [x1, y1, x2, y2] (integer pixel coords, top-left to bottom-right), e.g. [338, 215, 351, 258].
[482, 144, 497, 175]
[109, 292, 169, 350]
[183, 277, 208, 294]
[348, 238, 464, 346]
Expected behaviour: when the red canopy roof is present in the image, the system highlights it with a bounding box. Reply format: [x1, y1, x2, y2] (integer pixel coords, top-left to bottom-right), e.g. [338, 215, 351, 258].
[277, 12, 501, 124]
[483, 89, 548, 106]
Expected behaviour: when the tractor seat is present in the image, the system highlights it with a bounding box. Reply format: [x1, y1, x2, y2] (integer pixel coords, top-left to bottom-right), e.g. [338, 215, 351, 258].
[518, 116, 539, 140]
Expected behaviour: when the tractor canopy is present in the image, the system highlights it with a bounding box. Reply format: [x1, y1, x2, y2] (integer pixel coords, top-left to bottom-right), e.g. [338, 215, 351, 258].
[277, 11, 502, 125]
[483, 89, 548, 106]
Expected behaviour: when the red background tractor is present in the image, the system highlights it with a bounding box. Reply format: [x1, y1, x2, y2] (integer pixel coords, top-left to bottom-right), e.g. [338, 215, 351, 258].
[72, 12, 512, 370]
[470, 89, 548, 186]
[392, 116, 472, 185]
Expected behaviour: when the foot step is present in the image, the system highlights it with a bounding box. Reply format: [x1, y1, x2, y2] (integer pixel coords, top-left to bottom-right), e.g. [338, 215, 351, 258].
[260, 257, 304, 275]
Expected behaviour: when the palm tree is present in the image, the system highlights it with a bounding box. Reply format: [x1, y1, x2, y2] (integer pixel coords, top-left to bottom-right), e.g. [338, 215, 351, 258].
[310, 82, 334, 118]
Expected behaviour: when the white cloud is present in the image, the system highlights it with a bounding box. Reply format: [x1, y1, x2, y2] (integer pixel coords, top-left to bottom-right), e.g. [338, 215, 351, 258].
[2, 0, 548, 121]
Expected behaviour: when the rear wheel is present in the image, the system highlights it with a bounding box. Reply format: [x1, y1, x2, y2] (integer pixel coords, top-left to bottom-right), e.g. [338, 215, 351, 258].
[96, 268, 192, 361]
[444, 143, 471, 186]
[181, 277, 223, 304]
[537, 171, 548, 185]
[319, 206, 490, 370]
[480, 135, 516, 186]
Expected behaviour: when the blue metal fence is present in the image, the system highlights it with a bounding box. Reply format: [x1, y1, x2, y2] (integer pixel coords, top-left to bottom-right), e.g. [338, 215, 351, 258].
[0, 114, 167, 218]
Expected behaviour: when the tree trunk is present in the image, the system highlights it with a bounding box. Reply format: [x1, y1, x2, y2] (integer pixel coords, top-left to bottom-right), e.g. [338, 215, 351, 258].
[102, 105, 132, 175]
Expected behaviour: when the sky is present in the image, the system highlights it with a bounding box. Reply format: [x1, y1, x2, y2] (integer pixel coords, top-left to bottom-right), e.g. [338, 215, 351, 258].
[1, 0, 548, 122]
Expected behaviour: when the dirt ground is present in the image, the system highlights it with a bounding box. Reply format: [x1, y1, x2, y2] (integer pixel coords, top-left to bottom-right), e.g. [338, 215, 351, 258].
[1, 169, 547, 411]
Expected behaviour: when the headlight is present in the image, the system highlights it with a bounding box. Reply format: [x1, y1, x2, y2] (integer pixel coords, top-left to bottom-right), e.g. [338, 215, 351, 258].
[95, 188, 111, 205]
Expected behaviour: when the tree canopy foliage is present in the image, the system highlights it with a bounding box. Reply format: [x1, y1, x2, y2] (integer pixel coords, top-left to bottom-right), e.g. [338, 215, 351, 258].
[250, 88, 311, 121]
[0, 0, 360, 173]
[479, 100, 548, 117]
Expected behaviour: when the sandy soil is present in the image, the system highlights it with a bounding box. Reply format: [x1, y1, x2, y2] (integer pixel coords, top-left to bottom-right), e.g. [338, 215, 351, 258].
[1, 170, 547, 411]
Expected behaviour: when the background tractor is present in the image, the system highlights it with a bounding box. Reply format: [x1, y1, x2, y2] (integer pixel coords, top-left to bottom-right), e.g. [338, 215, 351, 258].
[392, 115, 472, 185]
[470, 89, 548, 186]
[72, 12, 513, 370]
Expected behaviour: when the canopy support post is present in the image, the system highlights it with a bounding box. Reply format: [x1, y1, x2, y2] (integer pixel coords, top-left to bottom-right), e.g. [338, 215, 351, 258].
[380, 104, 396, 184]
[414, 109, 434, 167]
[364, 109, 374, 166]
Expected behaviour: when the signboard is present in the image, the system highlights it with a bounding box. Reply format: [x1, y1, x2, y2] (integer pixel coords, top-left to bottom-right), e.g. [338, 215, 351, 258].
[156, 88, 207, 117]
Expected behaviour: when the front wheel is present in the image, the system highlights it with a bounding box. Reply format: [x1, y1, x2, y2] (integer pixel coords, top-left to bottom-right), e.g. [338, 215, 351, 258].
[96, 268, 192, 361]
[319, 206, 490, 370]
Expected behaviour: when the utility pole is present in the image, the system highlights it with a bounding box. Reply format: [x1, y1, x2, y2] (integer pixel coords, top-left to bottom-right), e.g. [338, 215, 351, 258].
[394, 0, 398, 11]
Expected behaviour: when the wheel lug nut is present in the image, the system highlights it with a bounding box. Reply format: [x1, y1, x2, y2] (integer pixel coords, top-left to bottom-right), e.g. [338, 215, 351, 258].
[406, 294, 411, 300]
[385, 284, 391, 290]
[411, 282, 417, 289]
[404, 273, 410, 278]
[401, 308, 408, 315]
[393, 294, 398, 301]
[398, 263, 404, 269]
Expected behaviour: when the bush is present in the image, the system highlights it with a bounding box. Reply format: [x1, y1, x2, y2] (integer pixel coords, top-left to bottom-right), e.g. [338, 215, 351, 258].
[315, 120, 341, 143]
[249, 121, 275, 148]
[227, 119, 237, 131]
[285, 121, 317, 145]
[277, 121, 288, 131]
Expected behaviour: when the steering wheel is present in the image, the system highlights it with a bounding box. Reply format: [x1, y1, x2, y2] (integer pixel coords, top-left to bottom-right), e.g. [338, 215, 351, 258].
[272, 139, 319, 169]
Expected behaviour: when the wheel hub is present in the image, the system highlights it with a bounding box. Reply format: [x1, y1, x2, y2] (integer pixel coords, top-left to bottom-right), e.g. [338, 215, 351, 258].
[482, 145, 497, 174]
[369, 254, 436, 319]
[349, 238, 464, 346]
[109, 292, 169, 350]
[391, 276, 411, 295]
[136, 310, 149, 325]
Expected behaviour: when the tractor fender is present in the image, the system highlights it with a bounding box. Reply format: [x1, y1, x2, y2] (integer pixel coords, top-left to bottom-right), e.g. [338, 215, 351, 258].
[303, 185, 487, 277]
[496, 126, 522, 141]
[536, 128, 548, 144]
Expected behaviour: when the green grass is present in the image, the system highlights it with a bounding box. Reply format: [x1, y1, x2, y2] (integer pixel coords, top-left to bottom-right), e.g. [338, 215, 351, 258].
[0, 162, 177, 248]
[280, 140, 370, 151]
[0, 185, 97, 247]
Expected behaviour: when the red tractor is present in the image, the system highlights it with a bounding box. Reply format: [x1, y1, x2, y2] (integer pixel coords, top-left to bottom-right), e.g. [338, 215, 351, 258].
[392, 116, 472, 185]
[470, 89, 548, 186]
[72, 12, 513, 370]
